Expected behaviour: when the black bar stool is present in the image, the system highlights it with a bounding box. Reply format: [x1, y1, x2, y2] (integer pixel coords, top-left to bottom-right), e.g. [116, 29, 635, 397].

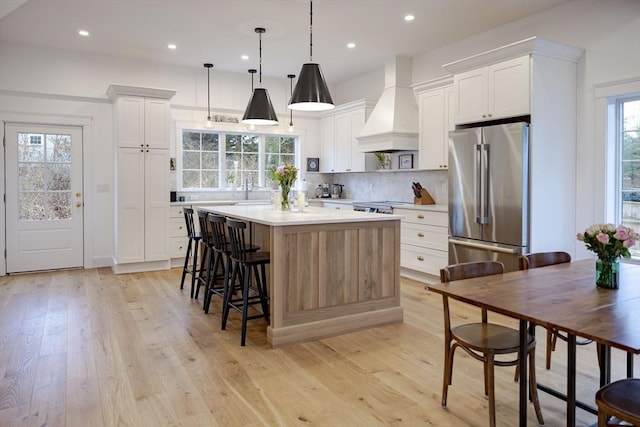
[202, 213, 231, 314]
[223, 218, 270, 346]
[194, 209, 213, 301]
[179, 207, 201, 298]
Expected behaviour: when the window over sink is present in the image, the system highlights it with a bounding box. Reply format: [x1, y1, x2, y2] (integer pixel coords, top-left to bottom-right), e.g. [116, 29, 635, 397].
[178, 129, 298, 191]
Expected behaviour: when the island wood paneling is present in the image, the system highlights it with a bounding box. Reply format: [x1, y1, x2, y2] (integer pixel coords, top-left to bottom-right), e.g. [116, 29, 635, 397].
[268, 219, 402, 347]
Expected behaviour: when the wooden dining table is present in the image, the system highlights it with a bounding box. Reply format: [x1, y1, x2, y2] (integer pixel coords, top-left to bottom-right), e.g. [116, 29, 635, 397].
[428, 259, 640, 427]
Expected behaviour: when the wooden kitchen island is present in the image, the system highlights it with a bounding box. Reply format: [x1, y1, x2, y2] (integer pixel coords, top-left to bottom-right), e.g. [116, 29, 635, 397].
[200, 205, 403, 347]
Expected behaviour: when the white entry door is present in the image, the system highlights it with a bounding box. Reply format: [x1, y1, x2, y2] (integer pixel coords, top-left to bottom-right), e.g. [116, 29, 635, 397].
[5, 123, 84, 273]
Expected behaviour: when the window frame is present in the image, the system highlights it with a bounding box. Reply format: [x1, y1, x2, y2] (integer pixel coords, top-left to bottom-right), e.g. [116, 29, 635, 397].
[176, 126, 299, 191]
[596, 78, 640, 262]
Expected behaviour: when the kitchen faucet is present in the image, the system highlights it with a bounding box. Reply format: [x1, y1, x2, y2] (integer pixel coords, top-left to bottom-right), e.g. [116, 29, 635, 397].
[244, 173, 253, 200]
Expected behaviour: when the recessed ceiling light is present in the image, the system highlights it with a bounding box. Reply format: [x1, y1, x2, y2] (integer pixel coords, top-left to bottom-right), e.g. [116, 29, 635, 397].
[347, 42, 356, 49]
[241, 55, 249, 60]
[78, 30, 89, 37]
[404, 14, 415, 22]
[167, 43, 177, 50]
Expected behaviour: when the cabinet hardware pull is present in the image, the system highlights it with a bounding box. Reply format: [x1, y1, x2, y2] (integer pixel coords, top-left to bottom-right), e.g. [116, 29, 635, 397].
[76, 203, 82, 207]
[179, 226, 183, 229]
[418, 232, 424, 237]
[482, 114, 487, 118]
[417, 256, 424, 261]
[417, 214, 424, 219]
[76, 192, 82, 197]
[488, 113, 492, 117]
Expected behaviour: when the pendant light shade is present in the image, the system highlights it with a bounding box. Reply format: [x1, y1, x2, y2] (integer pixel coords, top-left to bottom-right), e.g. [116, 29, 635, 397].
[242, 27, 278, 126]
[204, 63, 213, 128]
[242, 88, 278, 125]
[289, 0, 334, 111]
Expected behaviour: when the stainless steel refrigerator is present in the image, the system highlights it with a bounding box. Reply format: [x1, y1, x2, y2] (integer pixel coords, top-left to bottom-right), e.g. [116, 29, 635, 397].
[448, 122, 529, 272]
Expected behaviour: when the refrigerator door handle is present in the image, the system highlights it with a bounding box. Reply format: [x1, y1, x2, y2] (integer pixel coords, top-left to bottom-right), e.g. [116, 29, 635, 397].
[475, 143, 482, 224]
[449, 237, 522, 254]
[480, 144, 490, 224]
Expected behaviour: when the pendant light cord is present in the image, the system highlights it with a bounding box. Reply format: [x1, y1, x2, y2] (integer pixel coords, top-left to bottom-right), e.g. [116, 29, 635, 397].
[207, 66, 211, 119]
[258, 30, 263, 85]
[309, 0, 313, 62]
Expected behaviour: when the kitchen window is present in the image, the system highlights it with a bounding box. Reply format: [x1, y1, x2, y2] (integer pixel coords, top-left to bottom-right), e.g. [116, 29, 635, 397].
[179, 129, 297, 190]
[617, 96, 640, 258]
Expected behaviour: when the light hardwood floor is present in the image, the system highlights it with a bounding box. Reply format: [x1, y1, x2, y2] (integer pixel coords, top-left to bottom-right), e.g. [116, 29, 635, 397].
[0, 267, 636, 426]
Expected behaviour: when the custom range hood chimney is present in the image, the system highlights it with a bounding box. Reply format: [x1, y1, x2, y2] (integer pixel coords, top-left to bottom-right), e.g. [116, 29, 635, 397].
[357, 55, 418, 152]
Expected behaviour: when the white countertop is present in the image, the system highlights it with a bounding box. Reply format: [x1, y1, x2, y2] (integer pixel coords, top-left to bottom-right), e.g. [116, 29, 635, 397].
[170, 200, 270, 207]
[198, 205, 401, 226]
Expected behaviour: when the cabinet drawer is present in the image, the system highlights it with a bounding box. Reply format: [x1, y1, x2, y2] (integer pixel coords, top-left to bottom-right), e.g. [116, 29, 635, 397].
[170, 237, 189, 259]
[394, 208, 448, 227]
[401, 222, 448, 251]
[169, 217, 187, 238]
[170, 205, 185, 218]
[401, 244, 448, 276]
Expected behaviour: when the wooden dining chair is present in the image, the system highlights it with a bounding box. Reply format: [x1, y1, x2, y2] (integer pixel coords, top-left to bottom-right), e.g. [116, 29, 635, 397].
[519, 251, 593, 370]
[595, 378, 640, 426]
[440, 261, 544, 427]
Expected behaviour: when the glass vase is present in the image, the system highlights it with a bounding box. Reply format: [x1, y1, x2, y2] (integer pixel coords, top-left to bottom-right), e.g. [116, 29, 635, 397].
[280, 183, 291, 211]
[595, 257, 619, 289]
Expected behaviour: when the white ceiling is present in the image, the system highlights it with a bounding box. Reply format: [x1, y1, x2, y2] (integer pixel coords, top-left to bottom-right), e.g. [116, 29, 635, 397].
[0, 0, 568, 84]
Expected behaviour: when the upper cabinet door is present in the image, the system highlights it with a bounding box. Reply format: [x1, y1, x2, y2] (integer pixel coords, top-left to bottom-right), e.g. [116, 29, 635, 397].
[320, 116, 335, 173]
[116, 96, 170, 149]
[453, 55, 530, 125]
[454, 68, 488, 125]
[116, 96, 145, 148]
[488, 56, 530, 120]
[144, 98, 170, 149]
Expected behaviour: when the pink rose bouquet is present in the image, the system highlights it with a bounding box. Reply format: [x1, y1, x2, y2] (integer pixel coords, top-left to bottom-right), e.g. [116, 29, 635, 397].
[577, 223, 638, 260]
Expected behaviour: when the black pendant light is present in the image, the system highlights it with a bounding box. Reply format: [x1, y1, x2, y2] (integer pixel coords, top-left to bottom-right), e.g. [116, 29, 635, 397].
[287, 74, 295, 132]
[241, 27, 278, 126]
[289, 0, 334, 111]
[203, 63, 213, 128]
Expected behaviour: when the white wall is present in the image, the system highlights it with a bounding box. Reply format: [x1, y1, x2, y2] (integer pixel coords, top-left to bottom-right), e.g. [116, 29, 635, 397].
[0, 43, 322, 270]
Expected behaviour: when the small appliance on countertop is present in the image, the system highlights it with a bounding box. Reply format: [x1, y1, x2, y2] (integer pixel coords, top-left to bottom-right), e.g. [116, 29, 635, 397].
[331, 184, 344, 199]
[321, 183, 331, 198]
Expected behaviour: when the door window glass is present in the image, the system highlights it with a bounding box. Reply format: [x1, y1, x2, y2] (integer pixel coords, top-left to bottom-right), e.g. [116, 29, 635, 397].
[17, 132, 72, 221]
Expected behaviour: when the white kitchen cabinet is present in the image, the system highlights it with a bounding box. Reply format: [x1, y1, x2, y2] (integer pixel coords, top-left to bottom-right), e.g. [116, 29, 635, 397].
[414, 77, 455, 170]
[321, 201, 354, 210]
[452, 55, 530, 125]
[320, 100, 374, 173]
[114, 96, 170, 149]
[108, 85, 175, 273]
[169, 206, 188, 259]
[394, 207, 448, 277]
[115, 148, 169, 264]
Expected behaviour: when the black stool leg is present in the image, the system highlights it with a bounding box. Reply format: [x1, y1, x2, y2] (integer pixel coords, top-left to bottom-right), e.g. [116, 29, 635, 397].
[180, 238, 193, 290]
[195, 244, 209, 300]
[258, 263, 270, 322]
[222, 259, 238, 330]
[240, 264, 252, 346]
[190, 240, 199, 298]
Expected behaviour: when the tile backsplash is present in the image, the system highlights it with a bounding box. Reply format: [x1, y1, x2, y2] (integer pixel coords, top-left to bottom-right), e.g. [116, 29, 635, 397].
[306, 170, 448, 204]
[172, 169, 448, 204]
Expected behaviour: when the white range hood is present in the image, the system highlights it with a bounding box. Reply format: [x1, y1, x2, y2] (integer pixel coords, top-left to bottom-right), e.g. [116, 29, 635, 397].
[357, 56, 419, 152]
